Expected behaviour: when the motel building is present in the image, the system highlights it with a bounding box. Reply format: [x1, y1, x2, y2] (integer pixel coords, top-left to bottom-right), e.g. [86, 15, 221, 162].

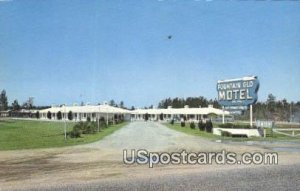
[0, 103, 229, 123]
[131, 105, 230, 122]
[39, 104, 131, 122]
[36, 104, 229, 123]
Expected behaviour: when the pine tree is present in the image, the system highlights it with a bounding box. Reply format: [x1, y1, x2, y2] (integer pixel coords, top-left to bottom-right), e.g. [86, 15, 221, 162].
[0, 90, 8, 111]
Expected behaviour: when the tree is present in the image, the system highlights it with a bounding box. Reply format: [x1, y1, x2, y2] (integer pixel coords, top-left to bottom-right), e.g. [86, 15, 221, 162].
[47, 111, 52, 119]
[205, 120, 213, 133]
[120, 101, 124, 108]
[130, 106, 135, 110]
[68, 111, 73, 120]
[158, 96, 209, 109]
[267, 93, 276, 112]
[12, 99, 20, 111]
[0, 90, 8, 111]
[267, 94, 276, 103]
[57, 111, 62, 120]
[36, 111, 40, 119]
[109, 99, 115, 106]
[282, 99, 288, 108]
[23, 97, 34, 109]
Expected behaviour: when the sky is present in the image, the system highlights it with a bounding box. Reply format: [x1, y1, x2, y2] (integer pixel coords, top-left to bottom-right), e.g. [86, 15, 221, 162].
[0, 0, 300, 108]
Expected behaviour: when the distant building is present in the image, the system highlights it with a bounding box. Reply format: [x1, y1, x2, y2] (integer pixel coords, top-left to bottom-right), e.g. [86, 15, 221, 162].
[131, 105, 229, 121]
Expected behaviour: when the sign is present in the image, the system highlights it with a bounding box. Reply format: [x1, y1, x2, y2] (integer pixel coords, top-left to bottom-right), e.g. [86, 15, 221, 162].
[217, 76, 259, 107]
[224, 106, 248, 111]
[256, 120, 274, 128]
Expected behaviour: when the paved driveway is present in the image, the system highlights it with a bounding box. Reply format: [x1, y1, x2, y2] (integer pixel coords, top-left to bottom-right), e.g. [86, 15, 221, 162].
[84, 121, 263, 153]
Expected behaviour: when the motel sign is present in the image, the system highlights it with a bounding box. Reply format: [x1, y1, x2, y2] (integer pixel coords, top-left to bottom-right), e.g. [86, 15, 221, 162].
[217, 76, 259, 109]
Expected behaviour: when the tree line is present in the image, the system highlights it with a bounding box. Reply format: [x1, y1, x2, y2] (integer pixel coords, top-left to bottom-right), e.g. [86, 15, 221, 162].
[156, 94, 300, 122]
[0, 89, 130, 111]
[157, 96, 220, 109]
[2, 88, 300, 122]
[0, 89, 45, 111]
[238, 94, 300, 122]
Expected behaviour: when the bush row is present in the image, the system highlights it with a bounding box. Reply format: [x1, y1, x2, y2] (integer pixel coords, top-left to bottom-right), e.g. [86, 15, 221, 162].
[68, 119, 113, 138]
[218, 123, 257, 129]
[173, 120, 213, 133]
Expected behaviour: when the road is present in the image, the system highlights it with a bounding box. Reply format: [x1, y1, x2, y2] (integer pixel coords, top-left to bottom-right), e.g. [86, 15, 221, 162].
[29, 164, 300, 191]
[0, 121, 299, 190]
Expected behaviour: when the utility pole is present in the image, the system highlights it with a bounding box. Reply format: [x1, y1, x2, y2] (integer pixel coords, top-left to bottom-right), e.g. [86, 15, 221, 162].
[63, 105, 67, 141]
[97, 105, 100, 132]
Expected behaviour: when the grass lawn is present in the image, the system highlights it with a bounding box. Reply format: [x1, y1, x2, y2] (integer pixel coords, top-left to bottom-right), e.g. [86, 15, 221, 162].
[164, 122, 300, 142]
[0, 119, 128, 150]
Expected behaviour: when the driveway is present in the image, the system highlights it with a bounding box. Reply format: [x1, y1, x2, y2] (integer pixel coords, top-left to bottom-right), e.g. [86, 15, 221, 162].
[83, 121, 265, 153]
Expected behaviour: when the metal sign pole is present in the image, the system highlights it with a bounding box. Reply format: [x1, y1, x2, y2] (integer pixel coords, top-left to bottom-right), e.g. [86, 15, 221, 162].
[250, 104, 253, 127]
[222, 106, 225, 124]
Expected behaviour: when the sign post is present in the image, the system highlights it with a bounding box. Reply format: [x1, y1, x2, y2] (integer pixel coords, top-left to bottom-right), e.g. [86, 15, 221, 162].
[222, 106, 225, 124]
[250, 104, 253, 127]
[63, 105, 67, 141]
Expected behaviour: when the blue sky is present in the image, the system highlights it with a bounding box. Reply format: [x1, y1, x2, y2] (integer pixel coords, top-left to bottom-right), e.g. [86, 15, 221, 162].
[1, 0, 300, 108]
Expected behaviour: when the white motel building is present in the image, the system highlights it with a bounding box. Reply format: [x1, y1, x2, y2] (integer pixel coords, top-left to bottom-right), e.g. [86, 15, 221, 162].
[131, 105, 229, 121]
[37, 103, 229, 122]
[39, 104, 131, 122]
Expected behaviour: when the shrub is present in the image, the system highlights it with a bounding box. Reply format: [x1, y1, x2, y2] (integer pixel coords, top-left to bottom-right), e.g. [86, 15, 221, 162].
[57, 111, 62, 120]
[218, 123, 257, 129]
[69, 130, 81, 138]
[69, 121, 97, 138]
[145, 113, 149, 121]
[181, 121, 185, 127]
[99, 117, 107, 128]
[170, 119, 174, 125]
[87, 116, 91, 122]
[218, 123, 234, 129]
[47, 111, 51, 119]
[190, 122, 195, 129]
[69, 123, 82, 138]
[205, 120, 213, 133]
[160, 113, 164, 121]
[221, 131, 232, 137]
[82, 121, 96, 134]
[68, 111, 73, 120]
[108, 120, 113, 126]
[198, 120, 205, 131]
[231, 134, 248, 138]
